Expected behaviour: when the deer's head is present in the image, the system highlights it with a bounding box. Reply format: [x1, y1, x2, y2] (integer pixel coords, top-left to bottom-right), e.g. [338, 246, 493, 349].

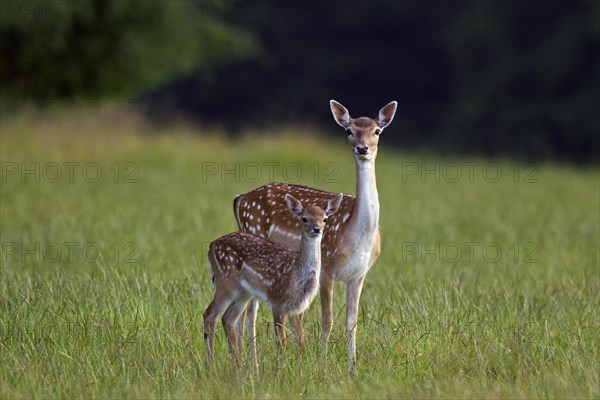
[285, 193, 343, 238]
[330, 100, 397, 161]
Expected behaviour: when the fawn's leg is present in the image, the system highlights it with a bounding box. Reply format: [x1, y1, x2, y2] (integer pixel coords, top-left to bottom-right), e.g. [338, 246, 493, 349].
[320, 273, 335, 353]
[222, 295, 251, 367]
[246, 299, 259, 369]
[203, 288, 235, 368]
[235, 306, 247, 351]
[289, 312, 305, 350]
[272, 309, 287, 349]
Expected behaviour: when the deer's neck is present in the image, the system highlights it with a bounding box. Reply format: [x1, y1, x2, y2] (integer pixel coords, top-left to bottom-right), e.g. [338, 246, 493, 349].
[294, 235, 322, 283]
[347, 158, 379, 239]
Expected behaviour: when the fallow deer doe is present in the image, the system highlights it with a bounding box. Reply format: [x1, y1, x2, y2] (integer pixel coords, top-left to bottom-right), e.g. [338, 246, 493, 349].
[232, 100, 397, 373]
[203, 193, 342, 367]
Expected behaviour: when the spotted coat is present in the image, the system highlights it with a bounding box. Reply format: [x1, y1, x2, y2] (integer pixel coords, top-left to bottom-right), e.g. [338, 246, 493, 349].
[234, 182, 380, 280]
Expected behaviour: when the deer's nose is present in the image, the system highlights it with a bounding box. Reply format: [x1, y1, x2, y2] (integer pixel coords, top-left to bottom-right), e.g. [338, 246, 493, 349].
[356, 145, 369, 154]
[312, 226, 322, 234]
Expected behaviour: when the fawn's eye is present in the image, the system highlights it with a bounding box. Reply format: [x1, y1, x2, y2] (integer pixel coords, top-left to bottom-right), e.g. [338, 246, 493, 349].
[323, 217, 328, 222]
[374, 129, 381, 136]
[346, 129, 352, 136]
[302, 217, 308, 223]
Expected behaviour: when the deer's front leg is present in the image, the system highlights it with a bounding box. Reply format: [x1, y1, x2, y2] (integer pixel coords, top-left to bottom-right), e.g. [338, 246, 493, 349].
[346, 275, 365, 375]
[320, 273, 335, 353]
[246, 299, 259, 369]
[235, 306, 247, 351]
[289, 312, 305, 350]
[272, 309, 287, 349]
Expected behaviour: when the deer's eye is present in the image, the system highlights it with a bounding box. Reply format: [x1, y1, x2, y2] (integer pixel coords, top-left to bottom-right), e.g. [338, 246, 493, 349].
[302, 217, 308, 223]
[323, 217, 328, 222]
[374, 129, 381, 136]
[346, 129, 352, 136]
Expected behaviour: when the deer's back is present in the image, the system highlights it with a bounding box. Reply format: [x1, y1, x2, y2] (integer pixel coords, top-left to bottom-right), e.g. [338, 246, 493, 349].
[209, 232, 303, 301]
[234, 182, 357, 262]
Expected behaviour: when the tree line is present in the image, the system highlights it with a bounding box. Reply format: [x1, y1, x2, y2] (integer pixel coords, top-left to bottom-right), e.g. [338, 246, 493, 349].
[1, 0, 598, 161]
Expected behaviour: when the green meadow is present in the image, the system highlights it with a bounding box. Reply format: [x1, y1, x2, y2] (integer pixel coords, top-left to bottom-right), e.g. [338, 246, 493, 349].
[1, 109, 598, 398]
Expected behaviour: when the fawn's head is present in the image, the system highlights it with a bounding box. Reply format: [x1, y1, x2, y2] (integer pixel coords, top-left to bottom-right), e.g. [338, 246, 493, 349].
[285, 193, 343, 238]
[330, 100, 397, 161]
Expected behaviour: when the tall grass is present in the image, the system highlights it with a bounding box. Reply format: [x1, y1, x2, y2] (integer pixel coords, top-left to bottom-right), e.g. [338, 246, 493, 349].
[1, 108, 598, 398]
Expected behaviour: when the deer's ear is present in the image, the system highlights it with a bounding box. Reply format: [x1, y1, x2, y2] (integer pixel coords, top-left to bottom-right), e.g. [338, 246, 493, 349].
[377, 101, 397, 129]
[325, 193, 343, 216]
[330, 100, 351, 128]
[285, 194, 303, 216]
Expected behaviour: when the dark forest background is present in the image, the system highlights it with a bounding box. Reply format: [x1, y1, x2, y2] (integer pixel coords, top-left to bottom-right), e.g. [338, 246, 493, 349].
[1, 0, 598, 161]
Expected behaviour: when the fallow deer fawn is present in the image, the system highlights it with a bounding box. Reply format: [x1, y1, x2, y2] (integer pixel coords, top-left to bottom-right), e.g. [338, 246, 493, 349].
[203, 193, 343, 368]
[232, 100, 397, 373]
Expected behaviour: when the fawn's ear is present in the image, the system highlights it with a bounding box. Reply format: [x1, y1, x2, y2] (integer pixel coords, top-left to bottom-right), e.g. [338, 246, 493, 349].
[325, 193, 344, 216]
[377, 101, 397, 129]
[285, 194, 303, 217]
[330, 100, 351, 128]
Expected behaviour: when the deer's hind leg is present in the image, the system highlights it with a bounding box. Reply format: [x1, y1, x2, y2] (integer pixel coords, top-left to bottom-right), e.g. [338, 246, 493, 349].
[203, 286, 238, 368]
[222, 292, 252, 367]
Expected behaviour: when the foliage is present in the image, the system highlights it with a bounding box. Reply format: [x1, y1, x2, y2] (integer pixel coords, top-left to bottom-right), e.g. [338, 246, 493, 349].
[1, 1, 598, 160]
[145, 0, 600, 161]
[0, 1, 256, 105]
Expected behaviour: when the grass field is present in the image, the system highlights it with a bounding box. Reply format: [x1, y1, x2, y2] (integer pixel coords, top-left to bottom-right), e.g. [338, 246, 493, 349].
[1, 108, 599, 398]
